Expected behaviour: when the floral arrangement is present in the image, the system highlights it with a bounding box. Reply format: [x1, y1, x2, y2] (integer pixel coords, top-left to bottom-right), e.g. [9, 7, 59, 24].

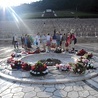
[56, 52, 95, 74]
[77, 49, 87, 56]
[10, 60, 22, 69]
[11, 53, 21, 58]
[6, 51, 49, 76]
[7, 58, 14, 63]
[83, 53, 93, 59]
[21, 62, 31, 71]
[56, 64, 71, 71]
[54, 47, 62, 53]
[30, 61, 48, 76]
[69, 62, 87, 74]
[69, 52, 95, 74]
[56, 57, 88, 74]
[21, 51, 28, 55]
[27, 51, 35, 54]
[9, 60, 31, 71]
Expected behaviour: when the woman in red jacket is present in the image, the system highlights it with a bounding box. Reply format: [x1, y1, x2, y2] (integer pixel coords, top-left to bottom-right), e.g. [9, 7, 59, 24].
[65, 33, 71, 51]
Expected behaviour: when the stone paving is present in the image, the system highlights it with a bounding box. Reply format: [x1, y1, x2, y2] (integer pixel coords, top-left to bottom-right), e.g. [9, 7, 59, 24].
[0, 78, 98, 98]
[0, 44, 98, 97]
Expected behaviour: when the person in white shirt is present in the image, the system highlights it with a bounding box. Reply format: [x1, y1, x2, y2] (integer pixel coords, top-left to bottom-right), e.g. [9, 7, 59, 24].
[46, 33, 51, 52]
[41, 34, 47, 51]
[35, 33, 40, 47]
[12, 34, 18, 49]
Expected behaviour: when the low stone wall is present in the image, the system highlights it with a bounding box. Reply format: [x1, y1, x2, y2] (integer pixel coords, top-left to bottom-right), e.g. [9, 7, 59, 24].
[0, 39, 21, 45]
[77, 37, 98, 43]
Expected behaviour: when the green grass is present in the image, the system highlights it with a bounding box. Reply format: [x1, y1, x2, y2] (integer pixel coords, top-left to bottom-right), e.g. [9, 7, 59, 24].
[21, 12, 42, 19]
[20, 11, 98, 19]
[55, 11, 98, 18]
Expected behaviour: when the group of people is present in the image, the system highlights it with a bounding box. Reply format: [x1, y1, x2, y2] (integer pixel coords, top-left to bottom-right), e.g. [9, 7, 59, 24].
[12, 30, 77, 52]
[51, 31, 77, 52]
[12, 34, 33, 49]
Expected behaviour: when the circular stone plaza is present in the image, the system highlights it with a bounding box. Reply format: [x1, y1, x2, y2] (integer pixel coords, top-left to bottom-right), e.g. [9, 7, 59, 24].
[0, 18, 98, 98]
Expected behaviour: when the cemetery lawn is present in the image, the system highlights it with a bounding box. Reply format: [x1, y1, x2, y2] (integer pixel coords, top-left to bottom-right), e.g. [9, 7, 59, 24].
[20, 11, 98, 19]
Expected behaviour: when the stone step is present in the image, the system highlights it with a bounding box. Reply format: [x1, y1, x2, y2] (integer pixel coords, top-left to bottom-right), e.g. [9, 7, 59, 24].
[0, 48, 13, 57]
[92, 77, 98, 84]
[85, 78, 98, 90]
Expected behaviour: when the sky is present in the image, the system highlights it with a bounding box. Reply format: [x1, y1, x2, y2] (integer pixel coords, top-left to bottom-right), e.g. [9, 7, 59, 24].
[0, 0, 40, 7]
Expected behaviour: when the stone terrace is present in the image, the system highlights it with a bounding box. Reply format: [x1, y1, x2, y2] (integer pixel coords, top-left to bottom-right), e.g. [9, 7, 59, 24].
[0, 18, 98, 38]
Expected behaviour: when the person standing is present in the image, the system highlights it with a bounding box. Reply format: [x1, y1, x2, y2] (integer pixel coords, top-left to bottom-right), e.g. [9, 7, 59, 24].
[41, 34, 47, 51]
[35, 33, 40, 47]
[60, 33, 62, 47]
[70, 33, 76, 51]
[24, 34, 28, 50]
[46, 33, 51, 52]
[56, 32, 60, 47]
[12, 34, 18, 49]
[27, 35, 32, 49]
[52, 31, 57, 48]
[21, 34, 25, 48]
[66, 33, 71, 51]
[61, 33, 67, 51]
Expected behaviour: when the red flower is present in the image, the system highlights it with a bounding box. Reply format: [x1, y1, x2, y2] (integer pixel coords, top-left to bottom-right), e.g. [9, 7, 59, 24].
[77, 49, 87, 56]
[88, 53, 93, 59]
[10, 63, 16, 69]
[7, 58, 14, 63]
[33, 50, 40, 54]
[31, 66, 35, 70]
[11, 53, 15, 57]
[15, 61, 18, 64]
[31, 63, 47, 72]
[21, 63, 31, 71]
[21, 51, 28, 54]
[28, 51, 34, 54]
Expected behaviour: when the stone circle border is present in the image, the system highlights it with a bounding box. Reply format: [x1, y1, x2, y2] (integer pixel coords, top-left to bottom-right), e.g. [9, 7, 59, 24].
[0, 53, 98, 84]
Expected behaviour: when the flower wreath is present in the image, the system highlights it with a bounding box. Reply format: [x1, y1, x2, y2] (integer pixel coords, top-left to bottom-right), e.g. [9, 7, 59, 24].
[30, 61, 48, 76]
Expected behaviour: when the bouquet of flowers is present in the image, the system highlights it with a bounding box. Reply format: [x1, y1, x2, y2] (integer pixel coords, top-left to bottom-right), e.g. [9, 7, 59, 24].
[56, 64, 71, 71]
[83, 53, 93, 59]
[7, 58, 14, 63]
[77, 57, 89, 65]
[70, 62, 87, 74]
[76, 49, 87, 56]
[21, 62, 31, 71]
[30, 61, 48, 76]
[11, 53, 21, 58]
[69, 54, 93, 74]
[10, 60, 22, 69]
[54, 47, 62, 53]
[21, 51, 28, 55]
